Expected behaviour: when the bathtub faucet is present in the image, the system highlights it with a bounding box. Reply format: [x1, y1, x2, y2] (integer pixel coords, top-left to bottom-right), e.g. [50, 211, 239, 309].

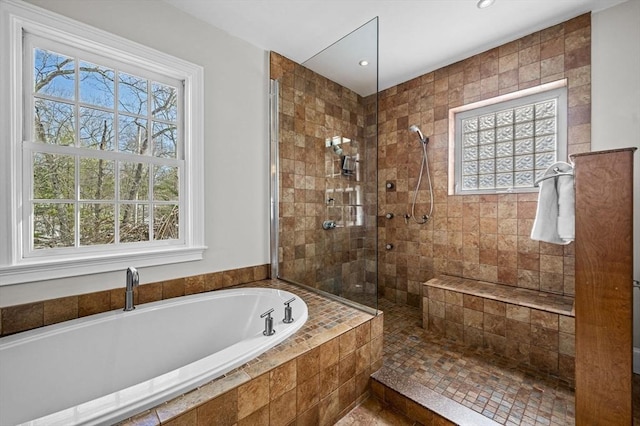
[124, 267, 139, 311]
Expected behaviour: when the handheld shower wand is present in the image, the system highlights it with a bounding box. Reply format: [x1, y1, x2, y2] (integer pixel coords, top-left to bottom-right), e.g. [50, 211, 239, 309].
[407, 125, 434, 224]
[409, 125, 427, 144]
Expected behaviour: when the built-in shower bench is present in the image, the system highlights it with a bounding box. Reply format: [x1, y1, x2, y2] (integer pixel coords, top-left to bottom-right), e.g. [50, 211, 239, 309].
[422, 275, 575, 384]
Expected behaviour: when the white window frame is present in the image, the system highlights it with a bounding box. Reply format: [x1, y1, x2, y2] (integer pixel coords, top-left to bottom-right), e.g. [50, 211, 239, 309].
[448, 79, 568, 195]
[0, 0, 206, 285]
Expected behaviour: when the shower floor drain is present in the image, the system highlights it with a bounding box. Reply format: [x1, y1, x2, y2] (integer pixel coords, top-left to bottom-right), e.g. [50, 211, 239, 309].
[408, 335, 420, 342]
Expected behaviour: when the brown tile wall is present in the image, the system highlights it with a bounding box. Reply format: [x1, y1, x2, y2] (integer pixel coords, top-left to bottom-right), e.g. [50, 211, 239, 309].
[270, 52, 377, 301]
[378, 14, 591, 307]
[0, 264, 269, 336]
[423, 284, 575, 383]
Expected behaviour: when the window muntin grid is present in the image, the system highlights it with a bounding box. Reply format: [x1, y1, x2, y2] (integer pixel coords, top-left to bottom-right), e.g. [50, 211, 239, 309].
[25, 35, 184, 252]
[452, 84, 567, 195]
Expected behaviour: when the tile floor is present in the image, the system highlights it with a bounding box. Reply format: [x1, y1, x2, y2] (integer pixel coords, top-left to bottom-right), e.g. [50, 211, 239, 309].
[338, 296, 639, 426]
[344, 297, 640, 426]
[377, 298, 577, 425]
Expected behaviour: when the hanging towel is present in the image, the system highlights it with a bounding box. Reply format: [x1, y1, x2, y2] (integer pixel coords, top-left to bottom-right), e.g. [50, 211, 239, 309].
[530, 161, 575, 245]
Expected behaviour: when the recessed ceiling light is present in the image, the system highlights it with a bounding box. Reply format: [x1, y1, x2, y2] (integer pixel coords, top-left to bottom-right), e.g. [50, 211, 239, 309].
[359, 60, 369, 67]
[477, 0, 495, 9]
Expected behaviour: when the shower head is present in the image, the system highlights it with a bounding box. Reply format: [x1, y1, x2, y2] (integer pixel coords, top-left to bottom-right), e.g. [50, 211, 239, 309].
[409, 125, 428, 144]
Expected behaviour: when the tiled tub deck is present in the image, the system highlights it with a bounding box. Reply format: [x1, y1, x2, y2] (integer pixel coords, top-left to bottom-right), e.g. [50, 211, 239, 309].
[115, 279, 383, 426]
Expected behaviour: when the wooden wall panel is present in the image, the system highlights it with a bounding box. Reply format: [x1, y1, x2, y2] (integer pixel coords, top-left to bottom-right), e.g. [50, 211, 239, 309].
[574, 148, 635, 425]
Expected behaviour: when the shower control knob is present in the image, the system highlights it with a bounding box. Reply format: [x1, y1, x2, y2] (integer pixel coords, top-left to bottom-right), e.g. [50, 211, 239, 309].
[385, 243, 393, 250]
[322, 220, 337, 230]
[385, 213, 394, 219]
[386, 182, 394, 190]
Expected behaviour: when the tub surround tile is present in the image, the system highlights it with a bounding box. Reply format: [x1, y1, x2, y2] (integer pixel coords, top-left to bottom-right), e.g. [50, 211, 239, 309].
[0, 264, 270, 337]
[1, 302, 43, 335]
[318, 390, 340, 426]
[297, 374, 320, 413]
[118, 410, 160, 426]
[78, 290, 110, 317]
[297, 347, 320, 384]
[138, 282, 163, 305]
[162, 278, 186, 299]
[44, 296, 78, 325]
[238, 405, 269, 426]
[338, 377, 357, 415]
[354, 321, 371, 348]
[269, 359, 297, 400]
[110, 288, 128, 311]
[319, 363, 340, 397]
[299, 405, 322, 426]
[339, 328, 357, 357]
[269, 388, 297, 426]
[237, 373, 269, 420]
[319, 336, 340, 367]
[184, 275, 205, 295]
[161, 410, 195, 426]
[155, 370, 250, 423]
[196, 389, 237, 426]
[204, 271, 223, 292]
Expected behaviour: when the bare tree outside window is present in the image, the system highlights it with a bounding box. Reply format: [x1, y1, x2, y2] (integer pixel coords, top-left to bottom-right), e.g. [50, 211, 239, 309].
[30, 47, 181, 249]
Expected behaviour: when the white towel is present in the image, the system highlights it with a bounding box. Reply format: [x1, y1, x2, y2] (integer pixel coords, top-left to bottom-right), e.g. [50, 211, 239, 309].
[530, 162, 575, 245]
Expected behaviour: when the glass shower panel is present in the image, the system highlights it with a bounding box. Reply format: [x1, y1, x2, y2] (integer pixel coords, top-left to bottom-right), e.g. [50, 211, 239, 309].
[270, 18, 378, 312]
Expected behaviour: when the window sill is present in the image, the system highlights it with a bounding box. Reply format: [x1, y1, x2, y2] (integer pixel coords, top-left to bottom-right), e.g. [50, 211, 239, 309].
[0, 246, 207, 285]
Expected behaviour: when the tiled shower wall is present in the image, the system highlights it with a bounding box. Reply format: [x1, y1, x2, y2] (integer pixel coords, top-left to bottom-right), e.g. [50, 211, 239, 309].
[270, 53, 377, 300]
[378, 14, 591, 307]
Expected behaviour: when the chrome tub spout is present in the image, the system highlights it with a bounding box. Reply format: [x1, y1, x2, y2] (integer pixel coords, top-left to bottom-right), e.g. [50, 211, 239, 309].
[124, 267, 139, 311]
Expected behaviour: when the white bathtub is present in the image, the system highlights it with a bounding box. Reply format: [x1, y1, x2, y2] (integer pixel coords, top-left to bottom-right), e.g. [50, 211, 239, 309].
[0, 287, 307, 426]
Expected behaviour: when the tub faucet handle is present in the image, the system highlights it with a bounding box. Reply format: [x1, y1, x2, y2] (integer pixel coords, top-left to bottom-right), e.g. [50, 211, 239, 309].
[261, 308, 275, 336]
[283, 297, 295, 323]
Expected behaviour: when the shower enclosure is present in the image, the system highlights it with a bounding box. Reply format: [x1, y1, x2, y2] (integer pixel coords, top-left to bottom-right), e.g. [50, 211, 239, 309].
[269, 18, 378, 311]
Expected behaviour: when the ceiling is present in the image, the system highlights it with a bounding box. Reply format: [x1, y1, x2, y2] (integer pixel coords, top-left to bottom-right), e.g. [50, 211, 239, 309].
[164, 0, 627, 96]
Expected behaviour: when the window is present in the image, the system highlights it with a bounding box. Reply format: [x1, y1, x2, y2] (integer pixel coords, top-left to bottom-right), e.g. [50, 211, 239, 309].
[0, 0, 205, 284]
[448, 80, 567, 195]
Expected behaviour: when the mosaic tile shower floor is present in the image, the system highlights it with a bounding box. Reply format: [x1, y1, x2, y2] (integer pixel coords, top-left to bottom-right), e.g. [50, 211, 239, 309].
[378, 298, 577, 426]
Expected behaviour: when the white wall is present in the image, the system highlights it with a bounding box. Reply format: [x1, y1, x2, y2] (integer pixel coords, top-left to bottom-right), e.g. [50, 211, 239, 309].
[0, 0, 270, 306]
[591, 0, 640, 355]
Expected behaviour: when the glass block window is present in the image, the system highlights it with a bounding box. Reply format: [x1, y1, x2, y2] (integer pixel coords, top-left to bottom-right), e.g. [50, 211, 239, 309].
[450, 82, 567, 195]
